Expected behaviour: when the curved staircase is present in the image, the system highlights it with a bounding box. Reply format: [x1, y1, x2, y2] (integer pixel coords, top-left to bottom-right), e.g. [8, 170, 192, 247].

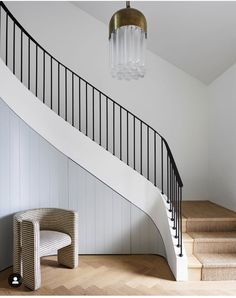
[0, 1, 187, 280]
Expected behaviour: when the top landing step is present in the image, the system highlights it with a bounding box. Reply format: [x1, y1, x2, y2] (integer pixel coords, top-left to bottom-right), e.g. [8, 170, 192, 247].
[182, 201, 236, 220]
[182, 201, 236, 232]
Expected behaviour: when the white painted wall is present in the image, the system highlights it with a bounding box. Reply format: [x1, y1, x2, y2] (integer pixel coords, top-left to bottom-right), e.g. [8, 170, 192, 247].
[208, 63, 236, 212]
[0, 97, 164, 271]
[5, 1, 209, 201]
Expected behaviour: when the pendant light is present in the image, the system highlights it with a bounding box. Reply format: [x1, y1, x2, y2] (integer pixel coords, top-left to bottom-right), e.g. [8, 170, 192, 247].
[109, 1, 147, 80]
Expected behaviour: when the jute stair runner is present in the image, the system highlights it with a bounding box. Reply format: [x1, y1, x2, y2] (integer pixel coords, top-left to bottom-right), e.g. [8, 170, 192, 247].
[182, 201, 236, 281]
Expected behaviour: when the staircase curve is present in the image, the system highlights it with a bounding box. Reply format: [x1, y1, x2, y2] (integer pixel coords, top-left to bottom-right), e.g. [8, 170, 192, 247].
[0, 1, 187, 280]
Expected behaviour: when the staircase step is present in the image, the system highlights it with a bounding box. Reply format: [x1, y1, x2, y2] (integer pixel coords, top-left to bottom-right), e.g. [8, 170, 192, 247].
[187, 254, 202, 281]
[182, 201, 236, 232]
[186, 219, 236, 232]
[189, 232, 236, 254]
[188, 254, 202, 269]
[183, 233, 193, 255]
[182, 217, 187, 233]
[195, 253, 236, 281]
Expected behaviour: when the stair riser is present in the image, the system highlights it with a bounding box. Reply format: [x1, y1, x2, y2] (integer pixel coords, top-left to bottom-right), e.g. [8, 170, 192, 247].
[188, 268, 202, 281]
[183, 241, 193, 256]
[182, 219, 187, 233]
[187, 221, 236, 232]
[193, 242, 236, 254]
[202, 267, 236, 281]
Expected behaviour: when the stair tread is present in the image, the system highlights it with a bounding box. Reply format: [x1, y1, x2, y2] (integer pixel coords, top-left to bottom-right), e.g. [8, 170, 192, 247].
[187, 254, 202, 268]
[195, 253, 236, 268]
[189, 231, 236, 242]
[182, 233, 193, 242]
[182, 201, 236, 220]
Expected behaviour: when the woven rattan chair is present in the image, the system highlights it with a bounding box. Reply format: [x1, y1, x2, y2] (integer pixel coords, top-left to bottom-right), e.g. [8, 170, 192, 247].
[13, 208, 78, 290]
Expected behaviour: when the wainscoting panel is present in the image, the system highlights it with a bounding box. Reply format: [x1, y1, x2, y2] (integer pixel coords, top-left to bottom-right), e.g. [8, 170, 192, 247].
[0, 98, 165, 271]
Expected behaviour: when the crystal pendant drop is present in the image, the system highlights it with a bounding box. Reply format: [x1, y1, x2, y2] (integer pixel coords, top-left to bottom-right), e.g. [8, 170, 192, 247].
[109, 2, 147, 81]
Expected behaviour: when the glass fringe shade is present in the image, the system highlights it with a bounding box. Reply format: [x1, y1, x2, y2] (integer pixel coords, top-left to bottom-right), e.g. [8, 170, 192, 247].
[109, 25, 146, 81]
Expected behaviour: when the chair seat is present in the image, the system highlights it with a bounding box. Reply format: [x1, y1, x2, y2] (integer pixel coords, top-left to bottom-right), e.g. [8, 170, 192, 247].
[40, 230, 71, 257]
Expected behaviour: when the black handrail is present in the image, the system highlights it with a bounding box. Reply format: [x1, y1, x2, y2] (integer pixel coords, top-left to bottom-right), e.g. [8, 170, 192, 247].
[0, 1, 183, 256]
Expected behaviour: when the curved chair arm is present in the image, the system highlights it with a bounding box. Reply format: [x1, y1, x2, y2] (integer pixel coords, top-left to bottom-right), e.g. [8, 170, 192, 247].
[13, 214, 22, 274]
[22, 219, 41, 290]
[57, 210, 78, 268]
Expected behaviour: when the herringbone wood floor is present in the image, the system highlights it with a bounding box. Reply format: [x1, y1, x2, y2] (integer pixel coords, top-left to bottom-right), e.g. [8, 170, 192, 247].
[0, 255, 236, 295]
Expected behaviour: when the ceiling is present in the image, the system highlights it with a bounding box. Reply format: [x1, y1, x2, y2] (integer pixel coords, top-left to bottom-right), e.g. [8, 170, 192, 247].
[73, 1, 236, 85]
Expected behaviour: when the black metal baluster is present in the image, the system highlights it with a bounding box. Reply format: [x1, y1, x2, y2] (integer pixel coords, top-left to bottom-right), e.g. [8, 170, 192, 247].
[133, 116, 135, 170]
[58, 63, 60, 115]
[86, 83, 88, 136]
[43, 51, 45, 103]
[120, 107, 122, 160]
[177, 185, 181, 246]
[35, 45, 38, 97]
[0, 6, 2, 50]
[72, 73, 74, 126]
[154, 132, 156, 186]
[50, 56, 53, 109]
[172, 173, 175, 223]
[79, 78, 81, 131]
[171, 169, 175, 221]
[106, 97, 108, 150]
[20, 30, 23, 82]
[175, 182, 179, 238]
[28, 37, 30, 89]
[172, 175, 176, 227]
[113, 102, 115, 155]
[179, 187, 183, 256]
[140, 121, 143, 175]
[161, 138, 164, 194]
[169, 164, 173, 213]
[175, 177, 178, 232]
[65, 68, 67, 121]
[92, 87, 95, 140]
[99, 92, 101, 145]
[167, 155, 170, 203]
[13, 22, 15, 74]
[5, 13, 8, 65]
[147, 126, 149, 180]
[127, 111, 129, 165]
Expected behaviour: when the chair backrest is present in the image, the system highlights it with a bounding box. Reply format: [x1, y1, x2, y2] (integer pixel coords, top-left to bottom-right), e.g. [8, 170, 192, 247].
[14, 208, 77, 234]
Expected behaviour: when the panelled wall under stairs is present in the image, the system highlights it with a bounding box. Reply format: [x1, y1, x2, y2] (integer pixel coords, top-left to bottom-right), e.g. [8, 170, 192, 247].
[0, 98, 165, 271]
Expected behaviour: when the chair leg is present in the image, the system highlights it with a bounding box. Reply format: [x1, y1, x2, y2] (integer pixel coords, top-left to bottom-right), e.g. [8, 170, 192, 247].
[22, 220, 41, 290]
[58, 245, 78, 269]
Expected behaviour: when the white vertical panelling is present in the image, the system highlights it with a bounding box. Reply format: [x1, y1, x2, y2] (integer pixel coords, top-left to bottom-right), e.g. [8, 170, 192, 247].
[38, 137, 51, 208]
[29, 127, 40, 210]
[131, 205, 165, 256]
[0, 99, 164, 271]
[95, 181, 106, 254]
[9, 111, 20, 211]
[49, 143, 68, 209]
[100, 182, 113, 254]
[85, 172, 96, 254]
[111, 192, 131, 254]
[0, 100, 11, 270]
[19, 120, 31, 209]
[68, 160, 87, 254]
